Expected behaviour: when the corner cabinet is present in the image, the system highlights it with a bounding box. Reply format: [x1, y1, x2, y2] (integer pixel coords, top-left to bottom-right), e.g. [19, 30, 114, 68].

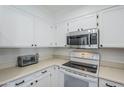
[99, 6, 124, 48]
[0, 6, 34, 48]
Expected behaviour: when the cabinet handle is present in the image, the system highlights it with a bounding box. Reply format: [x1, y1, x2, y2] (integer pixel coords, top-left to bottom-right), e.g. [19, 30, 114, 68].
[81, 28, 83, 31]
[100, 44, 103, 47]
[35, 80, 38, 83]
[41, 70, 47, 74]
[105, 83, 116, 87]
[15, 80, 25, 86]
[30, 82, 33, 85]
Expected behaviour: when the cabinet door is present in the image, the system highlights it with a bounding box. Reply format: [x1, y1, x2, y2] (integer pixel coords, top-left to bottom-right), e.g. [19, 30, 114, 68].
[54, 22, 68, 47]
[33, 73, 51, 87]
[99, 6, 124, 48]
[0, 6, 34, 47]
[68, 14, 97, 32]
[50, 67, 64, 87]
[34, 17, 54, 47]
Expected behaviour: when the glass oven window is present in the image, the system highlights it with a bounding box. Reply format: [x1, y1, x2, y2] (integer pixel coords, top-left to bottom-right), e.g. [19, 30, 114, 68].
[64, 74, 89, 87]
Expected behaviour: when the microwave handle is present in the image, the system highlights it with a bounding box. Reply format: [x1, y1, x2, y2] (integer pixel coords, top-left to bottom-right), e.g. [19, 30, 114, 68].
[88, 33, 91, 46]
[67, 37, 71, 45]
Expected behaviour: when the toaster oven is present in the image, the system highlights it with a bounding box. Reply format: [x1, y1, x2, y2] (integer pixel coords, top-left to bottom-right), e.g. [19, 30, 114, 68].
[17, 53, 39, 67]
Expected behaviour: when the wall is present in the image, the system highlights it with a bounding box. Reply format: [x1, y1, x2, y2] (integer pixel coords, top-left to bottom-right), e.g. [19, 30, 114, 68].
[53, 48, 124, 64]
[0, 48, 53, 70]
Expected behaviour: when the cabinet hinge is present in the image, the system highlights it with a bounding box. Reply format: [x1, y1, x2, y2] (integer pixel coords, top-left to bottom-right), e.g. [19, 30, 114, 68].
[98, 29, 100, 32]
[97, 23, 99, 26]
[96, 15, 99, 19]
[67, 23, 69, 26]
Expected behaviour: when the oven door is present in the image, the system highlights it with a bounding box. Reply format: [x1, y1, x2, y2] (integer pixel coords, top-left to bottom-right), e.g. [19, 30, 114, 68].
[59, 67, 98, 87]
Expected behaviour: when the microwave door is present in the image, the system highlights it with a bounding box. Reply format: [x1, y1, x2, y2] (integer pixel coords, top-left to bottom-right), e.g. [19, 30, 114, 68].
[80, 34, 89, 48]
[68, 36, 80, 45]
[81, 37, 87, 45]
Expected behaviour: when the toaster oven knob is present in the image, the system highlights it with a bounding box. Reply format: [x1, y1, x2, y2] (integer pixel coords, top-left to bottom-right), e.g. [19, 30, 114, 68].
[31, 44, 34, 47]
[35, 44, 37, 47]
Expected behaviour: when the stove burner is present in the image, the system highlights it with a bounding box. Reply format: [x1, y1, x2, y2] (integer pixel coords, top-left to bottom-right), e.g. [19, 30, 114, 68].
[63, 61, 97, 73]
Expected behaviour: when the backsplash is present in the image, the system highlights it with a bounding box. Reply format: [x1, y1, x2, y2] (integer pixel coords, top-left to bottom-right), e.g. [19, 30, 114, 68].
[0, 47, 124, 70]
[53, 48, 124, 64]
[0, 48, 53, 70]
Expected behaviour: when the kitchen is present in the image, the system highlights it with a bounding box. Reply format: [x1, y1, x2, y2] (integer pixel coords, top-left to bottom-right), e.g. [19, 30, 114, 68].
[0, 5, 124, 87]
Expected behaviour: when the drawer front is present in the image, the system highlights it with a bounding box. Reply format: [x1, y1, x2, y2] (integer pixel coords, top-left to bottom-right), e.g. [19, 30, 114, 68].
[5, 74, 35, 87]
[34, 66, 52, 76]
[99, 78, 124, 87]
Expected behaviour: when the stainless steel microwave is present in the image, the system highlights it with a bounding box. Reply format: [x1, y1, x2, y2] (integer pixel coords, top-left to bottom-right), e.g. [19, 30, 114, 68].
[66, 28, 99, 48]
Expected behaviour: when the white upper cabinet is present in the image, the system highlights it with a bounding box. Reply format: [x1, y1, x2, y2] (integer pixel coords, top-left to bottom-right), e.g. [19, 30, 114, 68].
[68, 14, 97, 32]
[34, 17, 54, 47]
[54, 22, 68, 47]
[99, 6, 124, 48]
[0, 6, 34, 47]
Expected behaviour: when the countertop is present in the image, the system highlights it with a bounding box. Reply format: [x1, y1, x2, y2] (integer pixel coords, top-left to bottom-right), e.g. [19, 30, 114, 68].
[0, 58, 68, 85]
[99, 66, 124, 85]
[0, 58, 124, 86]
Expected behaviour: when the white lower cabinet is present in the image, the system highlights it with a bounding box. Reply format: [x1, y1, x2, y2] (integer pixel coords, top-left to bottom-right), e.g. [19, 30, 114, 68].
[4, 74, 36, 87]
[25, 73, 51, 87]
[3, 66, 64, 87]
[3, 66, 124, 87]
[3, 67, 52, 87]
[50, 66, 64, 87]
[99, 78, 124, 87]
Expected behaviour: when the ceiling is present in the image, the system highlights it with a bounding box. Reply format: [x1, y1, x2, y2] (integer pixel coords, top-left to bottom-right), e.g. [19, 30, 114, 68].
[41, 5, 85, 14]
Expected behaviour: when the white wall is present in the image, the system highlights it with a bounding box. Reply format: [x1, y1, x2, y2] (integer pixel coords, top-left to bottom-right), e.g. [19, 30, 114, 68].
[0, 48, 53, 70]
[53, 48, 124, 64]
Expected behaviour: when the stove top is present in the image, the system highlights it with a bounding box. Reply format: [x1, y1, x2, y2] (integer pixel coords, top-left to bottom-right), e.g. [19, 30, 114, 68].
[63, 61, 97, 73]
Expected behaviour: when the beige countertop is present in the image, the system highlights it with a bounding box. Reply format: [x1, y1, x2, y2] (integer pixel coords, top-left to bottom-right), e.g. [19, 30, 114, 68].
[99, 66, 124, 85]
[0, 58, 124, 86]
[0, 58, 68, 85]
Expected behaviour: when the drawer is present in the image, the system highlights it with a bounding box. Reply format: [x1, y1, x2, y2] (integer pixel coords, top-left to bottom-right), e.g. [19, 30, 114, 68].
[99, 78, 124, 87]
[34, 66, 52, 76]
[5, 74, 36, 87]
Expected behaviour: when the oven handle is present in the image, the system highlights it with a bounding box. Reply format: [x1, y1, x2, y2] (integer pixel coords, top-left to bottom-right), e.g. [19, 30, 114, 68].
[59, 68, 97, 82]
